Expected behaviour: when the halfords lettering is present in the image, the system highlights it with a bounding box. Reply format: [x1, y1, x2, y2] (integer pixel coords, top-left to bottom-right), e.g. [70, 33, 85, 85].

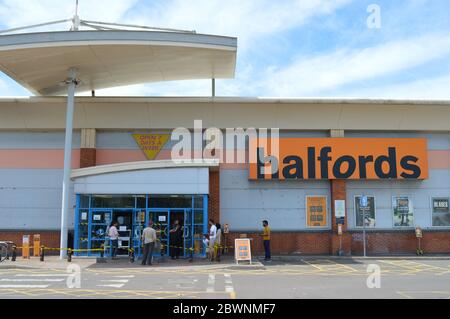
[249, 138, 428, 180]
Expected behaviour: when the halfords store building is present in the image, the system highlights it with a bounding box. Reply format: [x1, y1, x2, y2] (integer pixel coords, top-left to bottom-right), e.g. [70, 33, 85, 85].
[0, 30, 449, 257]
[1, 97, 450, 256]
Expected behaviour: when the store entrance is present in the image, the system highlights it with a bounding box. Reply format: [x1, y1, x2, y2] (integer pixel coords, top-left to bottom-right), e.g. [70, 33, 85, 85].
[112, 210, 133, 256]
[74, 194, 208, 258]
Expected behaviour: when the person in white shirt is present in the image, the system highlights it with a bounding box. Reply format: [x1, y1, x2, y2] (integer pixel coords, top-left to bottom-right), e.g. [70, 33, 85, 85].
[203, 234, 210, 259]
[141, 221, 157, 266]
[208, 219, 217, 261]
[108, 221, 119, 259]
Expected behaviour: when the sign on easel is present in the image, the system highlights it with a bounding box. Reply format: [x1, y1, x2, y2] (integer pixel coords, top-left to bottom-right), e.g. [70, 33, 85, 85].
[234, 238, 252, 264]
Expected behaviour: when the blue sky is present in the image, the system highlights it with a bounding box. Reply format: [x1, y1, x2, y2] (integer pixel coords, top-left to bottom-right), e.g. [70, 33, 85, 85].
[0, 0, 449, 98]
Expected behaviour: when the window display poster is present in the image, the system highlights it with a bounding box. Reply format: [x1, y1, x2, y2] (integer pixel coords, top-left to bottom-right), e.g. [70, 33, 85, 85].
[432, 197, 450, 226]
[393, 196, 414, 227]
[355, 196, 376, 227]
[306, 196, 327, 227]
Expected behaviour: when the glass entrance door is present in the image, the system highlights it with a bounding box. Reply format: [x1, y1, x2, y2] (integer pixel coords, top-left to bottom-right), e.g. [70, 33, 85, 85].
[184, 209, 193, 257]
[89, 209, 112, 256]
[148, 210, 169, 256]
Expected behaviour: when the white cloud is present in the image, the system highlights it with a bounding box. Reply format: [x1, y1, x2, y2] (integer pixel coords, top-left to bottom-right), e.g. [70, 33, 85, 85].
[262, 34, 450, 96]
[0, 0, 138, 31]
[125, 0, 352, 50]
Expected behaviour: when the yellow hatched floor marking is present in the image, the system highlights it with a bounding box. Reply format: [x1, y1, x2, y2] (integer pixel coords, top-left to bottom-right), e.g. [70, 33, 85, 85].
[397, 291, 450, 299]
[0, 288, 227, 298]
[377, 259, 449, 275]
[300, 259, 359, 274]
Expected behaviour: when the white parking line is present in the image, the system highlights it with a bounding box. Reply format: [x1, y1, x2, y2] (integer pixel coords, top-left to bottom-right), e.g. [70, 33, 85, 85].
[15, 274, 69, 277]
[224, 273, 234, 292]
[207, 274, 215, 292]
[96, 284, 125, 288]
[224, 273, 236, 299]
[100, 279, 129, 283]
[0, 278, 64, 282]
[0, 285, 50, 289]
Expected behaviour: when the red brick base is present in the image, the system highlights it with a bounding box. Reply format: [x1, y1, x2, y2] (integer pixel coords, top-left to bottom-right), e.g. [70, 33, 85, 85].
[350, 231, 450, 255]
[2, 230, 449, 257]
[227, 232, 331, 255]
[0, 231, 61, 256]
[226, 230, 450, 256]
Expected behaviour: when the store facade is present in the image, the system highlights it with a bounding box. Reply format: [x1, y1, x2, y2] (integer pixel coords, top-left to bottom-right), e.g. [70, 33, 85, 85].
[0, 97, 449, 256]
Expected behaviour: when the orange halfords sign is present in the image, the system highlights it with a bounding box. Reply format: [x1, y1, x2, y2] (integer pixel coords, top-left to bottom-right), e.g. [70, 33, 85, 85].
[249, 138, 428, 180]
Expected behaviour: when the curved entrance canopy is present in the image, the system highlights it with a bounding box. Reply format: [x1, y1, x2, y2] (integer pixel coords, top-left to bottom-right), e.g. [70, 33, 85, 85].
[0, 30, 237, 95]
[71, 160, 219, 195]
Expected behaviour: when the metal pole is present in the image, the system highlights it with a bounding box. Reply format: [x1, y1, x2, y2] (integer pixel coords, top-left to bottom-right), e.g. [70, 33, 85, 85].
[211, 78, 216, 97]
[363, 207, 367, 258]
[60, 68, 78, 259]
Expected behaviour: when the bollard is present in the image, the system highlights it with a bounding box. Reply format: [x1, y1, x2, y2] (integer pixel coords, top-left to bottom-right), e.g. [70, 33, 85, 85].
[11, 245, 17, 262]
[129, 248, 135, 263]
[40, 245, 45, 262]
[100, 243, 104, 258]
[189, 247, 193, 263]
[67, 248, 72, 262]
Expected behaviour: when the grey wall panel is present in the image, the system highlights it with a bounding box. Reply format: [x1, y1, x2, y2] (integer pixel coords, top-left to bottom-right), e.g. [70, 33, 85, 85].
[346, 169, 450, 229]
[220, 169, 330, 231]
[0, 131, 80, 149]
[97, 131, 142, 150]
[0, 169, 64, 188]
[344, 132, 450, 150]
[0, 169, 75, 230]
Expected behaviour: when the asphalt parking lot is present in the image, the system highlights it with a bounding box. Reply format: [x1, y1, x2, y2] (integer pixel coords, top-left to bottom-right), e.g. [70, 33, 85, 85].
[0, 257, 449, 299]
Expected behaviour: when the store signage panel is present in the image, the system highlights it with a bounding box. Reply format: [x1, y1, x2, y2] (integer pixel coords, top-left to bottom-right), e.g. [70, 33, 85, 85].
[133, 134, 170, 160]
[249, 138, 428, 180]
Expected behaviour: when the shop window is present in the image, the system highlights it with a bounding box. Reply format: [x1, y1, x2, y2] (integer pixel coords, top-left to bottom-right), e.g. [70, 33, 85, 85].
[392, 196, 414, 227]
[92, 195, 135, 208]
[148, 195, 193, 208]
[79, 195, 90, 208]
[193, 195, 204, 209]
[432, 197, 450, 227]
[354, 196, 376, 227]
[135, 195, 146, 208]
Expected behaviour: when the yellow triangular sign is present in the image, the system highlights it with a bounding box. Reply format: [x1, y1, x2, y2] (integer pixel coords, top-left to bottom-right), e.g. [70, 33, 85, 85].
[133, 134, 170, 160]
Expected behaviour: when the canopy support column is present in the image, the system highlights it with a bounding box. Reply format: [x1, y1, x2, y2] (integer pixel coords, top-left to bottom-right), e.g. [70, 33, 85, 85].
[60, 68, 78, 259]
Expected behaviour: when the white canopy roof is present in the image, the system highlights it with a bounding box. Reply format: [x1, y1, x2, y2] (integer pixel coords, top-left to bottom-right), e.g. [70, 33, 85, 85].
[0, 30, 237, 95]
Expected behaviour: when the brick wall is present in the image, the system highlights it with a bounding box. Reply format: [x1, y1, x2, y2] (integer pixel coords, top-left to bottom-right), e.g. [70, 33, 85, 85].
[350, 230, 450, 255]
[0, 230, 60, 255]
[208, 170, 220, 224]
[224, 230, 450, 256]
[80, 148, 96, 168]
[227, 232, 331, 255]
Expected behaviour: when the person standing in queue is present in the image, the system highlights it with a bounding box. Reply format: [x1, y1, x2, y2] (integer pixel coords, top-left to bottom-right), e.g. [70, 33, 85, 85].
[141, 220, 157, 266]
[261, 220, 271, 261]
[169, 220, 183, 259]
[108, 221, 119, 260]
[208, 219, 217, 261]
